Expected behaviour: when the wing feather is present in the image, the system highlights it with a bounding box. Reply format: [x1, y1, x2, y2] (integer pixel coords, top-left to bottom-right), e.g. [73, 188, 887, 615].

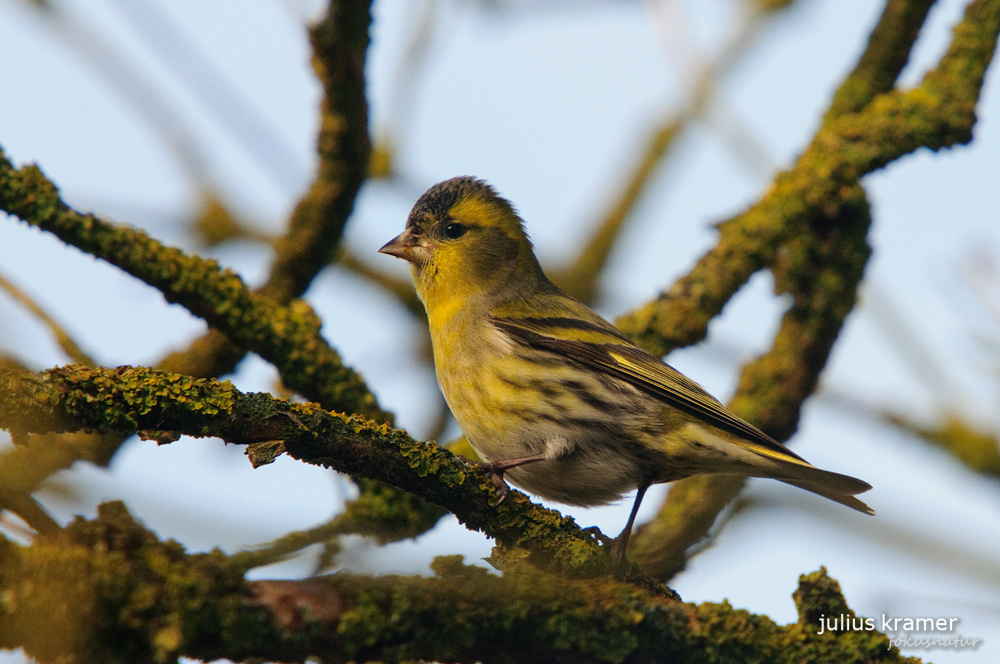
[490, 314, 810, 465]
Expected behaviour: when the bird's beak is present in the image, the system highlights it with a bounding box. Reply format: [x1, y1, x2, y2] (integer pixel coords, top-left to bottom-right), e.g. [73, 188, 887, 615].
[378, 230, 431, 263]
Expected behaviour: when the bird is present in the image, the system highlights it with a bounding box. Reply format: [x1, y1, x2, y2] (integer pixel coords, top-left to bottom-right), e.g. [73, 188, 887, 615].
[379, 176, 873, 570]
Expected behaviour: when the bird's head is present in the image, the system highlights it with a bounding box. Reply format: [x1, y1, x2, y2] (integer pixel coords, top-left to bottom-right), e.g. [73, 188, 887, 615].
[379, 177, 545, 311]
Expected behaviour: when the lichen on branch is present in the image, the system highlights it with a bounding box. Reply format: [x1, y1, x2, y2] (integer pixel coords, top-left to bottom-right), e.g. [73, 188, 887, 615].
[0, 146, 387, 424]
[616, 0, 1000, 357]
[0, 502, 916, 664]
[620, 0, 1000, 581]
[0, 364, 614, 578]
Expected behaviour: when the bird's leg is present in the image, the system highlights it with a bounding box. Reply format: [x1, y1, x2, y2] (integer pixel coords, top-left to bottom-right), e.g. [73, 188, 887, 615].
[480, 452, 547, 503]
[609, 483, 650, 574]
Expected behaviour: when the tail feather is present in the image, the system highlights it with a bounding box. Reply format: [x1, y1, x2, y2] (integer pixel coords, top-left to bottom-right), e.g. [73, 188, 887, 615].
[683, 424, 874, 514]
[779, 478, 874, 515]
[775, 465, 874, 515]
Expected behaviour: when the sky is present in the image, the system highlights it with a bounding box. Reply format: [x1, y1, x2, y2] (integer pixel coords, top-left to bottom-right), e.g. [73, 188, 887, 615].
[1, 1, 1000, 662]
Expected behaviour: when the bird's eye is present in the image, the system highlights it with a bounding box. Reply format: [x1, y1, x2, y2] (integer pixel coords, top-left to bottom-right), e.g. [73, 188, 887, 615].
[443, 222, 468, 239]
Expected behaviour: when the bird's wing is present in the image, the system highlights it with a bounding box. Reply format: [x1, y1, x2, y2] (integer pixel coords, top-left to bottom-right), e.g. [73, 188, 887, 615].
[490, 311, 810, 465]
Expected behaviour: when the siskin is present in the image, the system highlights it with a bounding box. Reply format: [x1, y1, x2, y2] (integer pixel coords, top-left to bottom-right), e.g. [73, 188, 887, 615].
[380, 176, 872, 567]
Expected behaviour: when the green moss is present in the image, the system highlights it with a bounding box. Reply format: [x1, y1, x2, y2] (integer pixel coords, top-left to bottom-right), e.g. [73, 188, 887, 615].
[322, 558, 679, 663]
[0, 502, 271, 664]
[793, 567, 855, 629]
[0, 365, 235, 438]
[0, 147, 389, 425]
[1, 514, 922, 664]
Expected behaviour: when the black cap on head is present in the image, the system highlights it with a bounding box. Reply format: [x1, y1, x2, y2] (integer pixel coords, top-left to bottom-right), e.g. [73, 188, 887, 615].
[408, 176, 517, 225]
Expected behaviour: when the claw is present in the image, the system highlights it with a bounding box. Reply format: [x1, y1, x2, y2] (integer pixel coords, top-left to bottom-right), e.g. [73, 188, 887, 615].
[492, 479, 510, 505]
[482, 463, 512, 504]
[606, 482, 650, 577]
[478, 453, 547, 505]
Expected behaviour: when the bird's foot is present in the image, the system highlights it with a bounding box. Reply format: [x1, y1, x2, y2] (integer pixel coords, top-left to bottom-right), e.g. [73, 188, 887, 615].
[480, 463, 512, 504]
[608, 535, 630, 577]
[606, 523, 644, 579]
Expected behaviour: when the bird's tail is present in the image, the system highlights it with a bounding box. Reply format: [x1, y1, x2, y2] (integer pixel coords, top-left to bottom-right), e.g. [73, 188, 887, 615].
[774, 465, 874, 515]
[688, 424, 874, 514]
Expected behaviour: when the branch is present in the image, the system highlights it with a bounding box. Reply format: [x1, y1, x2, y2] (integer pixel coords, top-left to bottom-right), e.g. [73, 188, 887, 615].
[633, 188, 874, 577]
[158, 0, 375, 383]
[0, 3, 412, 549]
[0, 364, 617, 578]
[261, 1, 373, 302]
[885, 410, 1000, 476]
[0, 146, 388, 425]
[825, 0, 937, 120]
[623, 0, 1000, 578]
[616, 0, 1000, 357]
[0, 272, 96, 366]
[552, 4, 788, 304]
[0, 502, 916, 664]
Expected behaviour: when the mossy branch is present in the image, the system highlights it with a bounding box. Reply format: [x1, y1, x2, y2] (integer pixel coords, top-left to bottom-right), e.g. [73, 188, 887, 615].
[0, 1, 404, 554]
[261, 0, 372, 303]
[824, 0, 937, 120]
[0, 1, 378, 520]
[0, 2, 395, 551]
[634, 189, 874, 577]
[623, 0, 1000, 579]
[616, 0, 1000, 357]
[731, 188, 873, 440]
[0, 146, 388, 425]
[885, 410, 1000, 476]
[0, 502, 915, 664]
[0, 364, 617, 578]
[160, 1, 374, 378]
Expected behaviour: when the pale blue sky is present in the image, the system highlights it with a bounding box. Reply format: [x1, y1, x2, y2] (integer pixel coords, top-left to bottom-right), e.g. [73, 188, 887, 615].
[1, 1, 999, 662]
